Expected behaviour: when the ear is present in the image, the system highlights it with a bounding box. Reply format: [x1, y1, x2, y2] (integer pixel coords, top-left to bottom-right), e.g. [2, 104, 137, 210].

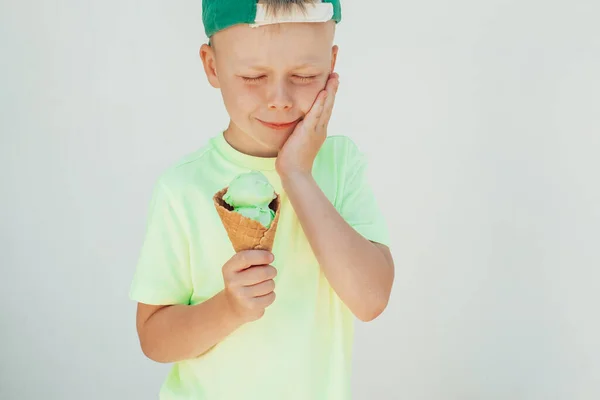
[330, 45, 339, 72]
[199, 43, 220, 89]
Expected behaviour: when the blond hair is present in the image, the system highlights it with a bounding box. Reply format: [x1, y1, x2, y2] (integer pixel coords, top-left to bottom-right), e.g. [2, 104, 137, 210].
[259, 0, 317, 17]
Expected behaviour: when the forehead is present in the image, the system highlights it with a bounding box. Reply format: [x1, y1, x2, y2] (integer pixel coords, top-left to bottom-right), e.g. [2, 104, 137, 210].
[214, 21, 334, 67]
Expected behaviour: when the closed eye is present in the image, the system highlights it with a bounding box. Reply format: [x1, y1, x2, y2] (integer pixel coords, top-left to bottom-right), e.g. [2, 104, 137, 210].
[242, 75, 266, 83]
[294, 75, 318, 83]
[241, 75, 318, 84]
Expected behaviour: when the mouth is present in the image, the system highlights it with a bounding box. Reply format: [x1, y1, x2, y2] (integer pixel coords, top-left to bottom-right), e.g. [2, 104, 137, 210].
[257, 118, 300, 130]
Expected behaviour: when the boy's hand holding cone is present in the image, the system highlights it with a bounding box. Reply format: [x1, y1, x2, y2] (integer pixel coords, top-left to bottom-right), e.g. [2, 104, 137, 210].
[221, 250, 277, 323]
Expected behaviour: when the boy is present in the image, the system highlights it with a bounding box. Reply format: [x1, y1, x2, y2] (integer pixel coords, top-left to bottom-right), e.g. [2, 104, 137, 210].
[129, 0, 395, 399]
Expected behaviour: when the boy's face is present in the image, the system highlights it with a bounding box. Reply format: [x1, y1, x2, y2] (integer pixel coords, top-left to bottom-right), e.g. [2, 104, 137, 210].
[200, 21, 338, 157]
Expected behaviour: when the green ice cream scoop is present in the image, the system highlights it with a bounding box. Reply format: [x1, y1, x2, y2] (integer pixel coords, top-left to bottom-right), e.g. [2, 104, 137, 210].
[223, 170, 276, 208]
[223, 170, 277, 228]
[234, 206, 276, 229]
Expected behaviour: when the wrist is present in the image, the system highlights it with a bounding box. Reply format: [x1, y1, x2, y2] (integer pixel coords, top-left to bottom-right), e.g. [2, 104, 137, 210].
[215, 290, 249, 328]
[279, 169, 314, 188]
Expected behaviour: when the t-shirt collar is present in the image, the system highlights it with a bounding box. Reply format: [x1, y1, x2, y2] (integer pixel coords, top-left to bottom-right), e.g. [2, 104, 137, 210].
[211, 131, 277, 171]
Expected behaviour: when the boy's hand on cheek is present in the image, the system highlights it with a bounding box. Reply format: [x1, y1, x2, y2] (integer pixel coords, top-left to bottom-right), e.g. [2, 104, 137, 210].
[276, 73, 340, 179]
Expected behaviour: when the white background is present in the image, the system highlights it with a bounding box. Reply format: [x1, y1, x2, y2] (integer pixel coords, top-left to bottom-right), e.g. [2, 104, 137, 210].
[1, 0, 599, 399]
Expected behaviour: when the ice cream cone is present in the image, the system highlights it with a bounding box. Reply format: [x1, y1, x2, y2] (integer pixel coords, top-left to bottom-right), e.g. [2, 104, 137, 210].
[213, 187, 281, 252]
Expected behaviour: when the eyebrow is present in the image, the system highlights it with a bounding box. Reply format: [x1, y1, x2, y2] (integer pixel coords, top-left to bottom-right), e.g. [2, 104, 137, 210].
[239, 61, 323, 71]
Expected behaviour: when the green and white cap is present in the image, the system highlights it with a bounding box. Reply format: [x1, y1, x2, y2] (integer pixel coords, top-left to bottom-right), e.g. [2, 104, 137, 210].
[202, 0, 342, 39]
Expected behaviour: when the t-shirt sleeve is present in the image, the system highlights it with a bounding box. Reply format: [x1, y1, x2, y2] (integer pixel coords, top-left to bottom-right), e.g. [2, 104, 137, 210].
[129, 179, 193, 305]
[336, 139, 390, 247]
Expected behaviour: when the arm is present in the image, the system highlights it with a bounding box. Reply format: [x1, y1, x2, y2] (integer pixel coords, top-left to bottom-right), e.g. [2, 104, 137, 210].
[281, 171, 395, 322]
[135, 250, 276, 363]
[136, 291, 244, 363]
[275, 72, 394, 322]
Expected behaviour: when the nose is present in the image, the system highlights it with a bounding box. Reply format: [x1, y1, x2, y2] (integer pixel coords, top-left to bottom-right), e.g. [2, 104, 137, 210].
[267, 80, 293, 111]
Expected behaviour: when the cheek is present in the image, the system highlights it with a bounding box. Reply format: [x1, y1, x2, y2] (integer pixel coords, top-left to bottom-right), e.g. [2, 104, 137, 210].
[221, 83, 261, 116]
[297, 83, 325, 113]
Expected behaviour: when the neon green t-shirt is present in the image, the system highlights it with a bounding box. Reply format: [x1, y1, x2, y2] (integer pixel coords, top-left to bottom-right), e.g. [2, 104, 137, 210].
[129, 131, 389, 400]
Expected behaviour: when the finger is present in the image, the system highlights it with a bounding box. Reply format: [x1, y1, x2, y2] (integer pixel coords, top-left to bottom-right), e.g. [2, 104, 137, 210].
[319, 74, 339, 127]
[225, 250, 274, 273]
[237, 265, 277, 286]
[303, 90, 328, 131]
[254, 291, 276, 308]
[244, 279, 276, 297]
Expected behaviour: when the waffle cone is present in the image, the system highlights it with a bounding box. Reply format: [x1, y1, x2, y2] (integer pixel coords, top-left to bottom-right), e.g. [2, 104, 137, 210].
[213, 187, 281, 252]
